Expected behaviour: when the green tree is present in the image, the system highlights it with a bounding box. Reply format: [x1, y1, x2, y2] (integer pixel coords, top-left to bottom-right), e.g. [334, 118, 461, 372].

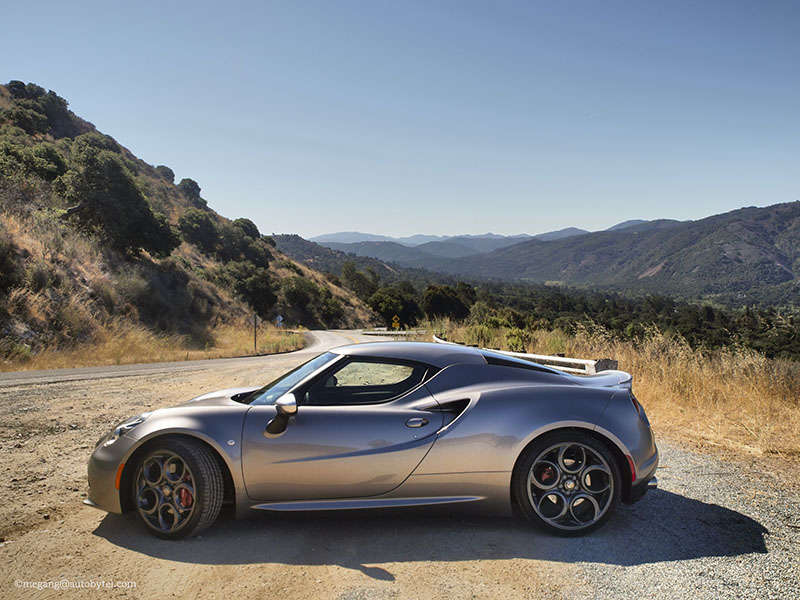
[422, 285, 469, 320]
[233, 218, 260, 239]
[59, 141, 179, 257]
[341, 261, 379, 300]
[455, 281, 477, 306]
[155, 165, 174, 182]
[178, 208, 218, 254]
[2, 106, 48, 134]
[368, 284, 421, 327]
[221, 261, 277, 317]
[283, 276, 319, 310]
[0, 142, 67, 181]
[178, 178, 206, 207]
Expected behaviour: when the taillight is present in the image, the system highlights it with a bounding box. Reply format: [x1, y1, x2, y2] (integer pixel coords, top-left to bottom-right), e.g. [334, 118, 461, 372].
[630, 393, 641, 416]
[626, 455, 636, 482]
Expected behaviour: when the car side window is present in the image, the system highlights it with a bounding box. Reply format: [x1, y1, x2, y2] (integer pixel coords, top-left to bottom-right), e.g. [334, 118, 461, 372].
[303, 358, 431, 406]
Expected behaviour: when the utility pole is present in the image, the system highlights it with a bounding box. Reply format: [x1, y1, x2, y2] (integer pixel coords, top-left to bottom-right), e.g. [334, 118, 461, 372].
[253, 313, 257, 354]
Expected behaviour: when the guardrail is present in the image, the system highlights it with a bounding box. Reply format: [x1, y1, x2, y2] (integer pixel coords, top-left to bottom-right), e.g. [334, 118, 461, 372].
[363, 329, 428, 337]
[432, 335, 617, 375]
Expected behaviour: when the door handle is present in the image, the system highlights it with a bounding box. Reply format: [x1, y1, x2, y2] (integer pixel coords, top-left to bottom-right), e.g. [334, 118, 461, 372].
[405, 417, 429, 428]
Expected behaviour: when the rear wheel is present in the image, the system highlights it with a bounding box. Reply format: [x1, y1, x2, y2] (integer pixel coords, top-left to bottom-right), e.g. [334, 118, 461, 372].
[513, 431, 621, 536]
[132, 438, 223, 539]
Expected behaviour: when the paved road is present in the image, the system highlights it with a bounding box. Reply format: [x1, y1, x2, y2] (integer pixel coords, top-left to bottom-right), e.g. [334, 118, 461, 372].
[0, 329, 379, 388]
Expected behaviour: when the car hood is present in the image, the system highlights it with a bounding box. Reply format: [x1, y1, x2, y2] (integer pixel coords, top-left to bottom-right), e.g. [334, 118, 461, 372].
[184, 386, 260, 406]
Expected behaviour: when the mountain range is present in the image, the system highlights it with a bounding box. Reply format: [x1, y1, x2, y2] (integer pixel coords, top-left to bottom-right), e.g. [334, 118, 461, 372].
[311, 226, 592, 248]
[301, 204, 800, 306]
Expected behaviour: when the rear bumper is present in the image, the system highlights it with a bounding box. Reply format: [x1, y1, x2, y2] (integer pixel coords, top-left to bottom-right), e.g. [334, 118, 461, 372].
[628, 475, 658, 503]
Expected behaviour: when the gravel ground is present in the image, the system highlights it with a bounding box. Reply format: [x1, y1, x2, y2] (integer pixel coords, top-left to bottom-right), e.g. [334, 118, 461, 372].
[567, 441, 800, 599]
[1, 331, 798, 599]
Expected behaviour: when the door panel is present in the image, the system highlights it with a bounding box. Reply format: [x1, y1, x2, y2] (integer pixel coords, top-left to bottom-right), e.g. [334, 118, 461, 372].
[242, 397, 443, 501]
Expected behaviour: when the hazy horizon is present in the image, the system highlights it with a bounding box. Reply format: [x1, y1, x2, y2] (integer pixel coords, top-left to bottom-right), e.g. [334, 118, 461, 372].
[4, 1, 798, 238]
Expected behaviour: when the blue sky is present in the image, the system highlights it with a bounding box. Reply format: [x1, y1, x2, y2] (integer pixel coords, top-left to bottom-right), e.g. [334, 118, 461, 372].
[3, 1, 798, 237]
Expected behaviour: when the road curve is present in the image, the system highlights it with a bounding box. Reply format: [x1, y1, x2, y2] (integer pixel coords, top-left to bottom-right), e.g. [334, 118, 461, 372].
[0, 329, 386, 388]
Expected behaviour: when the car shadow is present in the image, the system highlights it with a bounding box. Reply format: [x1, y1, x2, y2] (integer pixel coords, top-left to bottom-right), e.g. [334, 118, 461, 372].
[92, 490, 767, 580]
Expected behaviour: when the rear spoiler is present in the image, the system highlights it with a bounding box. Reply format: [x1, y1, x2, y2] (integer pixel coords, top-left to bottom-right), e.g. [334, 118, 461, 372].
[575, 369, 632, 390]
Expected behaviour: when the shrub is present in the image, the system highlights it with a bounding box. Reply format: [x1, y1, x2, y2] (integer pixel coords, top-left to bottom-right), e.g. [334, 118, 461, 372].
[178, 208, 218, 254]
[0, 225, 22, 294]
[319, 296, 345, 324]
[25, 259, 61, 292]
[2, 106, 48, 134]
[89, 277, 118, 313]
[116, 272, 150, 309]
[506, 327, 530, 352]
[53, 297, 95, 342]
[233, 217, 260, 239]
[341, 261, 378, 300]
[221, 261, 277, 317]
[283, 276, 318, 310]
[155, 165, 174, 182]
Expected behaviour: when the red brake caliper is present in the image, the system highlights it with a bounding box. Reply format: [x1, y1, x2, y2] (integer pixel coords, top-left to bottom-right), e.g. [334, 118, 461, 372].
[180, 487, 193, 507]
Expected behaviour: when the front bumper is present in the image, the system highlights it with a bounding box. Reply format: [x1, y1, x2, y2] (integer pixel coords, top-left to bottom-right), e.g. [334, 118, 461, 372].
[85, 435, 138, 514]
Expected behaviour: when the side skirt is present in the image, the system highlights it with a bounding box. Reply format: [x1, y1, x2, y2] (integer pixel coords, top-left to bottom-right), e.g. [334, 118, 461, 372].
[251, 496, 484, 512]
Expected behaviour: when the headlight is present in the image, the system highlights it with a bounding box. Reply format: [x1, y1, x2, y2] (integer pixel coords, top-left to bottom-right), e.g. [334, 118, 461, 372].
[97, 412, 151, 448]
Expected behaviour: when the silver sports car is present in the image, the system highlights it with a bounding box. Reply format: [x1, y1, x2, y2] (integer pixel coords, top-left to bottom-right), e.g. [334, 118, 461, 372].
[85, 342, 658, 539]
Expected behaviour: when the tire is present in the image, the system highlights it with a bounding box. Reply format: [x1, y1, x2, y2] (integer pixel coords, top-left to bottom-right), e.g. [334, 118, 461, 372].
[512, 430, 621, 536]
[131, 438, 224, 539]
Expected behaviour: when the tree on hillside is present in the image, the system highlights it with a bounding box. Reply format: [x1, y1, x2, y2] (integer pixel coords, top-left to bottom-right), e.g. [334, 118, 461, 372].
[283, 276, 320, 311]
[59, 141, 179, 257]
[233, 217, 260, 239]
[155, 165, 174, 182]
[341, 261, 379, 301]
[221, 261, 277, 317]
[455, 281, 477, 306]
[71, 131, 121, 153]
[177, 177, 206, 207]
[178, 208, 218, 254]
[0, 142, 67, 181]
[368, 283, 421, 327]
[2, 82, 78, 138]
[422, 285, 469, 320]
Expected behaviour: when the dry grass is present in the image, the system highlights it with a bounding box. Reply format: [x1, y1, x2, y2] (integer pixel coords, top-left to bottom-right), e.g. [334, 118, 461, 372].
[0, 319, 304, 371]
[433, 319, 800, 462]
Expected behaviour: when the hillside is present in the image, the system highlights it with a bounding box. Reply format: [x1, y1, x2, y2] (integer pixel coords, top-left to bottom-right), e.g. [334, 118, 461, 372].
[0, 81, 374, 363]
[273, 234, 439, 287]
[312, 204, 800, 307]
[317, 233, 540, 266]
[433, 203, 800, 305]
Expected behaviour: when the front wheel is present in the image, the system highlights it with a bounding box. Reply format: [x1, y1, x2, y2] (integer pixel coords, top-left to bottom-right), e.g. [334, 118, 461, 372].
[131, 438, 224, 539]
[512, 431, 621, 536]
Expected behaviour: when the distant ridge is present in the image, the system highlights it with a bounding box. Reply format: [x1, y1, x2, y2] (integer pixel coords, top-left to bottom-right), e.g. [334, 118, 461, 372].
[304, 204, 800, 306]
[606, 219, 648, 231]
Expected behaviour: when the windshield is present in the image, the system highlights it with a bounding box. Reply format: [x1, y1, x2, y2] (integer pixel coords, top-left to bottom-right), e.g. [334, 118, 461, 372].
[249, 352, 338, 405]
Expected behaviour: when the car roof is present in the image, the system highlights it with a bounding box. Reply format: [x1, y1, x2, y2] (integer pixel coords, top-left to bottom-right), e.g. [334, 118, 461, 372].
[331, 341, 486, 368]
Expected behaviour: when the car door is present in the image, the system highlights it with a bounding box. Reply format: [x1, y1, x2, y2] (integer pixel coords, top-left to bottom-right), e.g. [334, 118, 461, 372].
[241, 357, 443, 500]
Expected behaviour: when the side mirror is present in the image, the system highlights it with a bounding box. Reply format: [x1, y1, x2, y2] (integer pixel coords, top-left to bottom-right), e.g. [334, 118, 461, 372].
[265, 393, 296, 437]
[275, 393, 297, 415]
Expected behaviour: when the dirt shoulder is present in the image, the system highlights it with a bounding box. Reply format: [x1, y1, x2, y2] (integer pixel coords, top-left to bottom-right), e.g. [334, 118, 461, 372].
[1, 333, 796, 599]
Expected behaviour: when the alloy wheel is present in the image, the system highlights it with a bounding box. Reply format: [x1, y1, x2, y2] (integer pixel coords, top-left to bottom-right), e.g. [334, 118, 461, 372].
[527, 442, 614, 531]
